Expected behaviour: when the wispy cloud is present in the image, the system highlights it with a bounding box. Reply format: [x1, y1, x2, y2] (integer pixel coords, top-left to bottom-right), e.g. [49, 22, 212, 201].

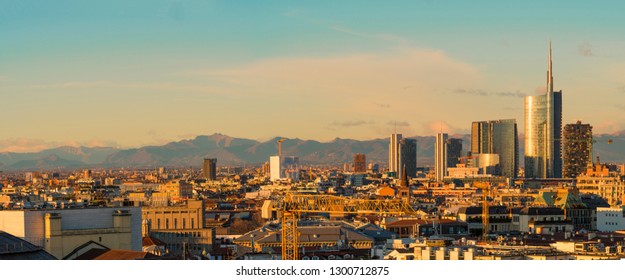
[453, 89, 527, 98]
[422, 121, 469, 135]
[578, 42, 593, 57]
[21, 81, 216, 93]
[386, 121, 410, 127]
[329, 120, 375, 128]
[0, 138, 120, 153]
[376, 103, 391, 108]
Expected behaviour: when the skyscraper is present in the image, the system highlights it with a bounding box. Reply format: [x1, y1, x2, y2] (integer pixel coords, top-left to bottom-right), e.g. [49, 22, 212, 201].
[398, 138, 417, 179]
[353, 153, 367, 173]
[435, 133, 448, 182]
[202, 158, 217, 180]
[524, 42, 563, 178]
[388, 133, 402, 177]
[562, 121, 593, 178]
[471, 119, 519, 178]
[446, 138, 463, 168]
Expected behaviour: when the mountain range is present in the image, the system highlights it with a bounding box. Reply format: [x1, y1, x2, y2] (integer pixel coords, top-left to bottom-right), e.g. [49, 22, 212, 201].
[1, 132, 624, 171]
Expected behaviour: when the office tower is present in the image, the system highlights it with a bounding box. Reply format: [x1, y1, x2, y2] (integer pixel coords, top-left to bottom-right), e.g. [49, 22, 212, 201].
[562, 121, 593, 178]
[202, 158, 217, 180]
[525, 42, 563, 178]
[353, 153, 367, 173]
[446, 138, 463, 168]
[270, 156, 300, 181]
[435, 133, 448, 182]
[388, 133, 403, 177]
[471, 119, 519, 178]
[398, 138, 417, 178]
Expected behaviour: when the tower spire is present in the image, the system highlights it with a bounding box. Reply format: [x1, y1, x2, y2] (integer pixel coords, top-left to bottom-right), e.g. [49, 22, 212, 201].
[547, 41, 553, 94]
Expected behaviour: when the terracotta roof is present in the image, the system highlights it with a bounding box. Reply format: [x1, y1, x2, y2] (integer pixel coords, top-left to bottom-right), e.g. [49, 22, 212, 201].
[385, 219, 424, 227]
[93, 249, 158, 260]
[142, 236, 166, 247]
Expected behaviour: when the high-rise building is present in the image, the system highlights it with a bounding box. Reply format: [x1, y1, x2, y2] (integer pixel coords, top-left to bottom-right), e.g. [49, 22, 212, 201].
[525, 42, 563, 178]
[446, 138, 463, 168]
[270, 156, 300, 181]
[435, 133, 448, 182]
[353, 153, 367, 173]
[388, 133, 403, 177]
[562, 121, 593, 178]
[471, 119, 519, 178]
[398, 138, 417, 179]
[202, 158, 217, 180]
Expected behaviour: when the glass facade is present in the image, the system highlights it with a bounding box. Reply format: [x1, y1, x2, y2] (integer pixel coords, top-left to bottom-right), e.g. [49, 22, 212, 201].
[471, 119, 518, 178]
[524, 91, 562, 178]
[398, 138, 417, 178]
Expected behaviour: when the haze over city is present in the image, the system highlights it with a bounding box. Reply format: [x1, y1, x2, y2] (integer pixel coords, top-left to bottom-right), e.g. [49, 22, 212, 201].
[2, 0, 625, 153]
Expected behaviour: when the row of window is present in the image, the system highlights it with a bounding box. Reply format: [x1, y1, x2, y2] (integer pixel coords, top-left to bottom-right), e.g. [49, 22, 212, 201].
[153, 218, 195, 229]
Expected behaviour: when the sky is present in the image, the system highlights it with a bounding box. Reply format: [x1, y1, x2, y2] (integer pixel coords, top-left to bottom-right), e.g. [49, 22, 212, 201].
[2, 0, 625, 152]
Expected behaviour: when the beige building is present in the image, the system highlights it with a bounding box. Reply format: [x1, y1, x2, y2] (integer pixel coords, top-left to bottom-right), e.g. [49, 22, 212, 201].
[577, 165, 625, 206]
[0, 207, 142, 259]
[158, 180, 193, 202]
[142, 200, 215, 256]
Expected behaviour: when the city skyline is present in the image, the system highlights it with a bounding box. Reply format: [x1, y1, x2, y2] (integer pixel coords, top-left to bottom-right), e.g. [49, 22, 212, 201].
[3, 1, 625, 153]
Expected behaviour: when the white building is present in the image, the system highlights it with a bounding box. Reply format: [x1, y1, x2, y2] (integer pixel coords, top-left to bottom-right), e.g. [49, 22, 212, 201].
[388, 133, 402, 176]
[435, 133, 448, 182]
[269, 155, 300, 181]
[596, 207, 625, 232]
[0, 207, 142, 259]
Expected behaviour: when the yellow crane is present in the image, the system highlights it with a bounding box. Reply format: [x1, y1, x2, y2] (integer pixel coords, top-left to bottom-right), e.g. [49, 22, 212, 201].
[275, 193, 417, 260]
[474, 182, 491, 241]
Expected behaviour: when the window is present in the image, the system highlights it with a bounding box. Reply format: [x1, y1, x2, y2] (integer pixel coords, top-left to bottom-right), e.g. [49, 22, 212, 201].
[157, 219, 161, 229]
[174, 218, 178, 229]
[191, 218, 194, 229]
[99, 237, 102, 242]
[183, 219, 186, 229]
[166, 218, 169, 229]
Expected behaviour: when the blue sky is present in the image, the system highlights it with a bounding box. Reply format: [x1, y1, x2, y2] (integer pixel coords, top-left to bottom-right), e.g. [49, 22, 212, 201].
[1, 0, 625, 151]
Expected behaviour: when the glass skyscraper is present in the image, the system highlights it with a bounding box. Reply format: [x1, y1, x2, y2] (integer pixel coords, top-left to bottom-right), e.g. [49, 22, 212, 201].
[471, 119, 518, 178]
[398, 138, 417, 179]
[524, 42, 563, 178]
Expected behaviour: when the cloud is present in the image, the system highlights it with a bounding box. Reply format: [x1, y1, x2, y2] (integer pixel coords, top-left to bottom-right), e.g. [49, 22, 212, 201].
[578, 42, 593, 57]
[329, 120, 374, 128]
[453, 89, 526, 98]
[534, 86, 546, 94]
[386, 121, 410, 127]
[616, 104, 625, 111]
[422, 121, 469, 135]
[20, 81, 219, 94]
[0, 138, 120, 153]
[185, 48, 481, 102]
[327, 24, 411, 45]
[376, 103, 391, 108]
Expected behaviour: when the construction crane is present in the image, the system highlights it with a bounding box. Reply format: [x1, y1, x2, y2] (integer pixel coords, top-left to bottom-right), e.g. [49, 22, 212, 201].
[277, 138, 287, 157]
[273, 193, 417, 260]
[474, 182, 491, 241]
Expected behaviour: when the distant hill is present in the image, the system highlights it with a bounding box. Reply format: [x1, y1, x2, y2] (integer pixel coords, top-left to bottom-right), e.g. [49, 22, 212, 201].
[0, 132, 624, 171]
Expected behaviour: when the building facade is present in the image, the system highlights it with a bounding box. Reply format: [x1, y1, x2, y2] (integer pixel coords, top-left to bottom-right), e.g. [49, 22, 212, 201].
[562, 121, 593, 178]
[270, 156, 300, 181]
[388, 133, 402, 177]
[435, 133, 448, 182]
[398, 138, 417, 179]
[353, 154, 367, 173]
[446, 138, 463, 169]
[202, 158, 217, 180]
[524, 43, 562, 179]
[142, 199, 215, 256]
[471, 119, 518, 178]
[0, 207, 142, 259]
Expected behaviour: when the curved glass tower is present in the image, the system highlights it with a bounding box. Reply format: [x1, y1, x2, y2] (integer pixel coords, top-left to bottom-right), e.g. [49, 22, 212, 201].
[524, 42, 562, 178]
